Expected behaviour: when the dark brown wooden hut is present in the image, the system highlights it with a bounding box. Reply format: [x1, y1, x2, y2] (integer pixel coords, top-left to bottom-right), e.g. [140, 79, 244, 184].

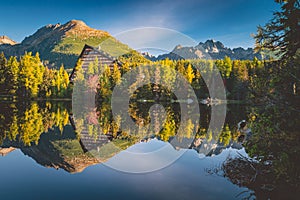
[69, 44, 122, 81]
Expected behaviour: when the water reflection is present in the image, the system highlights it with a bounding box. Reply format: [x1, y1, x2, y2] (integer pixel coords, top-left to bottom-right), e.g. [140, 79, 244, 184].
[0, 101, 248, 173]
[0, 101, 70, 146]
[2, 100, 298, 198]
[225, 104, 300, 199]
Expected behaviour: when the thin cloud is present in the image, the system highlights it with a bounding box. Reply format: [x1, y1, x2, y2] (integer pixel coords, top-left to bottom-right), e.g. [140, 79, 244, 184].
[113, 27, 197, 55]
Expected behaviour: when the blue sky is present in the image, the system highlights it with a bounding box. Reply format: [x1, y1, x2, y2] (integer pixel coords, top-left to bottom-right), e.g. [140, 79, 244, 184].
[0, 0, 279, 49]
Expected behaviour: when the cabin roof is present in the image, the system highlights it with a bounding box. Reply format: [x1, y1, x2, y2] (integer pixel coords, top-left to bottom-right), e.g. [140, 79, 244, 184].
[78, 44, 121, 64]
[69, 44, 122, 81]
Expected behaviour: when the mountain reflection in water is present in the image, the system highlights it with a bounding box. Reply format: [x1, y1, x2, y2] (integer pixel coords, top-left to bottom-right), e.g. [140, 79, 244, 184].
[1, 100, 298, 199]
[0, 101, 248, 173]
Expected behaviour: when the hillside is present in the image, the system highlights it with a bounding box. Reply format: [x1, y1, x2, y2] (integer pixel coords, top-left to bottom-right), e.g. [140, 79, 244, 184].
[0, 20, 144, 68]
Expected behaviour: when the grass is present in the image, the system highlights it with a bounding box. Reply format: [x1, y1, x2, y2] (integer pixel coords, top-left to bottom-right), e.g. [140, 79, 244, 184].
[53, 35, 131, 57]
[51, 139, 85, 158]
[51, 34, 147, 68]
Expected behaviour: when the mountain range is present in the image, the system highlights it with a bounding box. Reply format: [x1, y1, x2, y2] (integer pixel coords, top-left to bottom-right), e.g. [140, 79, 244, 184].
[0, 20, 267, 69]
[143, 39, 267, 61]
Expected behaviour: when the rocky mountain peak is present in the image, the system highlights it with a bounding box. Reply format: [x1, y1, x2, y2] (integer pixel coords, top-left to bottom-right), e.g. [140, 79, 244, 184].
[201, 39, 225, 51]
[146, 39, 265, 61]
[62, 20, 89, 31]
[67, 19, 87, 26]
[0, 35, 17, 45]
[61, 20, 109, 38]
[174, 44, 183, 50]
[0, 20, 116, 68]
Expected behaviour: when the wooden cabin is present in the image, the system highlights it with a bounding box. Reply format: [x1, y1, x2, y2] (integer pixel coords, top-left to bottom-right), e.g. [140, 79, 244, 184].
[69, 44, 122, 81]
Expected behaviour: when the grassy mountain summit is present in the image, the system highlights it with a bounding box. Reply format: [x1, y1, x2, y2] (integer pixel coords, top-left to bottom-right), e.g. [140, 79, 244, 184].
[0, 20, 141, 68]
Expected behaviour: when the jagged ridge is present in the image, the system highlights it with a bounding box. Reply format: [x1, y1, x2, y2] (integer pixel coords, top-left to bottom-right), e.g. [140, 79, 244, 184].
[145, 40, 268, 61]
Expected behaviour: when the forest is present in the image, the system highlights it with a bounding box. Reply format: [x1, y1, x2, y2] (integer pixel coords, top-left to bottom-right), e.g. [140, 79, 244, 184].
[0, 52, 71, 99]
[0, 0, 299, 197]
[0, 50, 271, 102]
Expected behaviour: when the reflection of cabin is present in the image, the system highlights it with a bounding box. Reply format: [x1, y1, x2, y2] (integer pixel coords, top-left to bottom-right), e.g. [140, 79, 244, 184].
[79, 131, 112, 153]
[0, 125, 111, 173]
[69, 115, 113, 153]
[69, 44, 122, 81]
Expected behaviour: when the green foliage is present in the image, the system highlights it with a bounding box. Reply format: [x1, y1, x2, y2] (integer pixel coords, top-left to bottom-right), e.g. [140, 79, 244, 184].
[18, 52, 44, 97]
[216, 56, 232, 78]
[40, 67, 55, 98]
[219, 124, 232, 146]
[51, 34, 149, 69]
[245, 105, 300, 189]
[93, 56, 277, 102]
[87, 62, 95, 75]
[0, 52, 8, 94]
[0, 52, 72, 99]
[0, 102, 70, 146]
[53, 35, 110, 55]
[98, 65, 112, 98]
[158, 117, 176, 141]
[93, 56, 99, 74]
[118, 50, 151, 65]
[73, 59, 84, 82]
[111, 63, 121, 86]
[185, 63, 195, 84]
[6, 56, 19, 94]
[254, 0, 300, 58]
[54, 65, 70, 97]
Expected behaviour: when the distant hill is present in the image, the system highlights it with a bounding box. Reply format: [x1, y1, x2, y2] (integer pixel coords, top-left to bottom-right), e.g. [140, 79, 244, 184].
[144, 40, 270, 61]
[0, 20, 146, 68]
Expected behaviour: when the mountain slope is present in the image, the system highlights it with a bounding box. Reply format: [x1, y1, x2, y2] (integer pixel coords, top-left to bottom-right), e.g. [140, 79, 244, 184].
[150, 40, 268, 61]
[0, 20, 140, 68]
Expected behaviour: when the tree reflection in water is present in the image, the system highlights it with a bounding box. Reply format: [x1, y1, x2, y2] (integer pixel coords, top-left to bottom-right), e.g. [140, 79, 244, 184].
[221, 105, 300, 199]
[0, 100, 245, 171]
[1, 99, 298, 199]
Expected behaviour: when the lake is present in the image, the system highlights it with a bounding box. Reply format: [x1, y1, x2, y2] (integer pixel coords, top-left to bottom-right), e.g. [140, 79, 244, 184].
[0, 101, 299, 199]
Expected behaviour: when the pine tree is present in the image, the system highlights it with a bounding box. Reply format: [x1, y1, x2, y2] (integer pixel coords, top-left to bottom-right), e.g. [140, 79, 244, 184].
[112, 63, 121, 85]
[6, 56, 19, 95]
[87, 62, 94, 76]
[223, 56, 232, 78]
[40, 67, 55, 98]
[176, 60, 185, 75]
[18, 52, 44, 97]
[185, 63, 195, 84]
[254, 0, 300, 100]
[255, 0, 300, 58]
[0, 52, 8, 94]
[98, 65, 112, 98]
[93, 56, 99, 74]
[73, 59, 84, 82]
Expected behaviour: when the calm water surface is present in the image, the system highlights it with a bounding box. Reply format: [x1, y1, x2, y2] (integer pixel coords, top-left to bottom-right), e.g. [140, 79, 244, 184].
[0, 101, 298, 199]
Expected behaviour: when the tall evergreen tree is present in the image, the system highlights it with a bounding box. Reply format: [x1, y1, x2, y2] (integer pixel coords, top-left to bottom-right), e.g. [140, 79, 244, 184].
[112, 63, 121, 86]
[6, 56, 19, 94]
[18, 52, 44, 97]
[185, 63, 195, 84]
[0, 52, 7, 94]
[255, 0, 300, 58]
